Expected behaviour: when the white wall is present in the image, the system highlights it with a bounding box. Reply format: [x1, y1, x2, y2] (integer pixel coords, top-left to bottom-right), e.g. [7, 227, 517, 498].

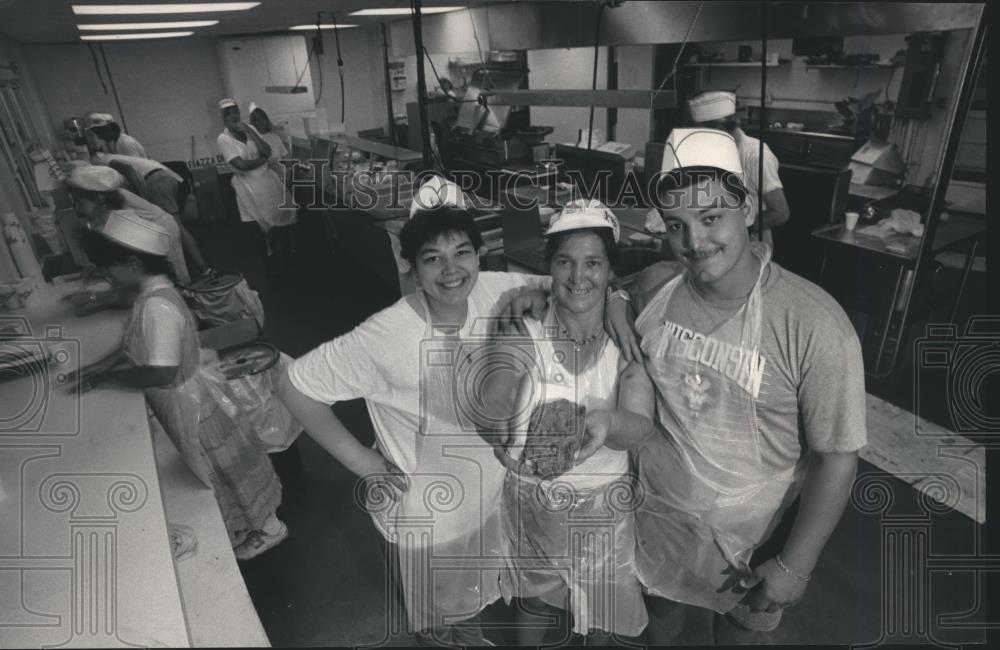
[615, 45, 655, 150]
[216, 34, 315, 129]
[389, 7, 491, 58]
[527, 47, 609, 146]
[308, 26, 388, 137]
[24, 37, 226, 164]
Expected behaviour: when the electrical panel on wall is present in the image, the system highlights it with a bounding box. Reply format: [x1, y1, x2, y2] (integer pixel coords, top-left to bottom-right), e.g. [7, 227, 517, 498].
[895, 32, 949, 120]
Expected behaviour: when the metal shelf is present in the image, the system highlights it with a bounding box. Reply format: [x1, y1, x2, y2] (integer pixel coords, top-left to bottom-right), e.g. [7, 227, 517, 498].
[684, 61, 784, 67]
[805, 63, 899, 70]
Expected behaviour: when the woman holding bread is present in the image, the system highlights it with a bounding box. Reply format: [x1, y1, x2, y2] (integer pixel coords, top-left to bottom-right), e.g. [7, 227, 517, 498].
[485, 199, 653, 645]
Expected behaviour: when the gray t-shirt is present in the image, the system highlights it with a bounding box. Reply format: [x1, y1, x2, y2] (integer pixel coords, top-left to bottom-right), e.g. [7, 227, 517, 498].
[635, 259, 867, 474]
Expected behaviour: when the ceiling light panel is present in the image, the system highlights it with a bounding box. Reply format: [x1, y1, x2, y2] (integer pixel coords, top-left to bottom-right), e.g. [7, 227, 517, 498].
[349, 7, 465, 17]
[72, 3, 260, 15]
[77, 20, 219, 30]
[80, 31, 195, 40]
[289, 24, 359, 31]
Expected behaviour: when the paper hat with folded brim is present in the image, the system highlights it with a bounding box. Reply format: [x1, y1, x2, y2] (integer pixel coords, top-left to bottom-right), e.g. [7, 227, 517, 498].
[96, 209, 171, 257]
[408, 175, 469, 218]
[545, 198, 620, 242]
[67, 164, 125, 192]
[84, 112, 115, 129]
[659, 128, 744, 178]
[688, 91, 737, 123]
[219, 98, 238, 111]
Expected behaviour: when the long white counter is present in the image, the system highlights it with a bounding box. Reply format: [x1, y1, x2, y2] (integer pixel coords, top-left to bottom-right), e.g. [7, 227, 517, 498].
[0, 296, 267, 647]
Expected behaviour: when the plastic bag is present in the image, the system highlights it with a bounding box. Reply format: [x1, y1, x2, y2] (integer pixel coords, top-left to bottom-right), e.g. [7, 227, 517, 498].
[184, 274, 265, 330]
[224, 353, 302, 452]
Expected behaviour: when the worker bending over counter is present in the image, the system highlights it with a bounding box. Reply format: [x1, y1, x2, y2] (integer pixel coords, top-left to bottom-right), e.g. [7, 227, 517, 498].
[65, 209, 288, 561]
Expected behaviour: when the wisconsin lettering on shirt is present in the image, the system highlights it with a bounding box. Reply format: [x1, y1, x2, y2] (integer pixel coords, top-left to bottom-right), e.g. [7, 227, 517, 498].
[661, 320, 767, 398]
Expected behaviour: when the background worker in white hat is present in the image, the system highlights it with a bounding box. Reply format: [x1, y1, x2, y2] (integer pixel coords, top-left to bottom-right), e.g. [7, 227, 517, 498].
[589, 128, 866, 643]
[85, 111, 148, 158]
[684, 91, 789, 248]
[247, 102, 290, 175]
[66, 164, 192, 286]
[68, 210, 288, 561]
[217, 98, 296, 270]
[483, 198, 649, 645]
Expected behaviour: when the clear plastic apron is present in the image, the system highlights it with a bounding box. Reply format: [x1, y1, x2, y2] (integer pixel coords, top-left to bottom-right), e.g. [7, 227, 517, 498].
[500, 328, 647, 636]
[378, 291, 505, 632]
[633, 244, 799, 613]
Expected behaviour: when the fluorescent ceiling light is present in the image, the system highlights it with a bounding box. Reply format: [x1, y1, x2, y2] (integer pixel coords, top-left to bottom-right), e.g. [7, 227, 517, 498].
[77, 20, 219, 30]
[289, 24, 359, 31]
[72, 3, 260, 15]
[349, 7, 465, 17]
[80, 31, 194, 40]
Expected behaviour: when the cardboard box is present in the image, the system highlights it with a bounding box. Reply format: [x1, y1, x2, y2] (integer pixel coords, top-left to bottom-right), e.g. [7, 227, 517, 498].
[849, 140, 905, 187]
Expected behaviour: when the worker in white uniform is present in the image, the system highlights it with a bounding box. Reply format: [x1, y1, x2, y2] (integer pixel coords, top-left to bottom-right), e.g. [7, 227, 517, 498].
[682, 91, 790, 248]
[66, 165, 191, 287]
[589, 128, 866, 643]
[85, 112, 148, 158]
[278, 177, 551, 646]
[247, 102, 296, 264]
[216, 98, 296, 265]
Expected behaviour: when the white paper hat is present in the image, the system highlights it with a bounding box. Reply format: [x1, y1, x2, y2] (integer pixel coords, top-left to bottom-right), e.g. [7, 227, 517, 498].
[688, 90, 737, 123]
[84, 112, 115, 129]
[408, 175, 469, 218]
[218, 97, 238, 111]
[248, 101, 261, 115]
[97, 209, 171, 257]
[659, 128, 743, 178]
[67, 164, 124, 192]
[545, 198, 620, 242]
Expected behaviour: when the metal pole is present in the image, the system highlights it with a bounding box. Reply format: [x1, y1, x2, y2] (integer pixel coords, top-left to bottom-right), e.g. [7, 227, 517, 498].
[97, 44, 128, 134]
[757, 1, 767, 242]
[380, 23, 398, 147]
[411, 0, 433, 169]
[912, 12, 986, 269]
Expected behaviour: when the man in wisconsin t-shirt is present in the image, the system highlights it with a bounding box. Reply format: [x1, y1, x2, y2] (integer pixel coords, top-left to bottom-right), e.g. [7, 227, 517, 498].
[580, 127, 866, 644]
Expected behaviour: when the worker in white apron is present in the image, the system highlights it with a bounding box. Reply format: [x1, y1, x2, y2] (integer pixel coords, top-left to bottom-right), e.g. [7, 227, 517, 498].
[216, 98, 296, 262]
[279, 178, 551, 645]
[587, 128, 866, 643]
[487, 201, 648, 644]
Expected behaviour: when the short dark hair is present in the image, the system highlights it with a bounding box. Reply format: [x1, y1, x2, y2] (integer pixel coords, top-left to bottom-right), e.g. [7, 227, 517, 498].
[82, 229, 176, 282]
[545, 227, 619, 267]
[68, 186, 125, 211]
[399, 206, 483, 266]
[702, 115, 741, 132]
[91, 123, 121, 141]
[655, 166, 747, 209]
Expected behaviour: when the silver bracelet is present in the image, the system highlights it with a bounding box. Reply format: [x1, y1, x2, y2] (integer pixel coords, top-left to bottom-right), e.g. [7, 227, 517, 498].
[775, 554, 811, 582]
